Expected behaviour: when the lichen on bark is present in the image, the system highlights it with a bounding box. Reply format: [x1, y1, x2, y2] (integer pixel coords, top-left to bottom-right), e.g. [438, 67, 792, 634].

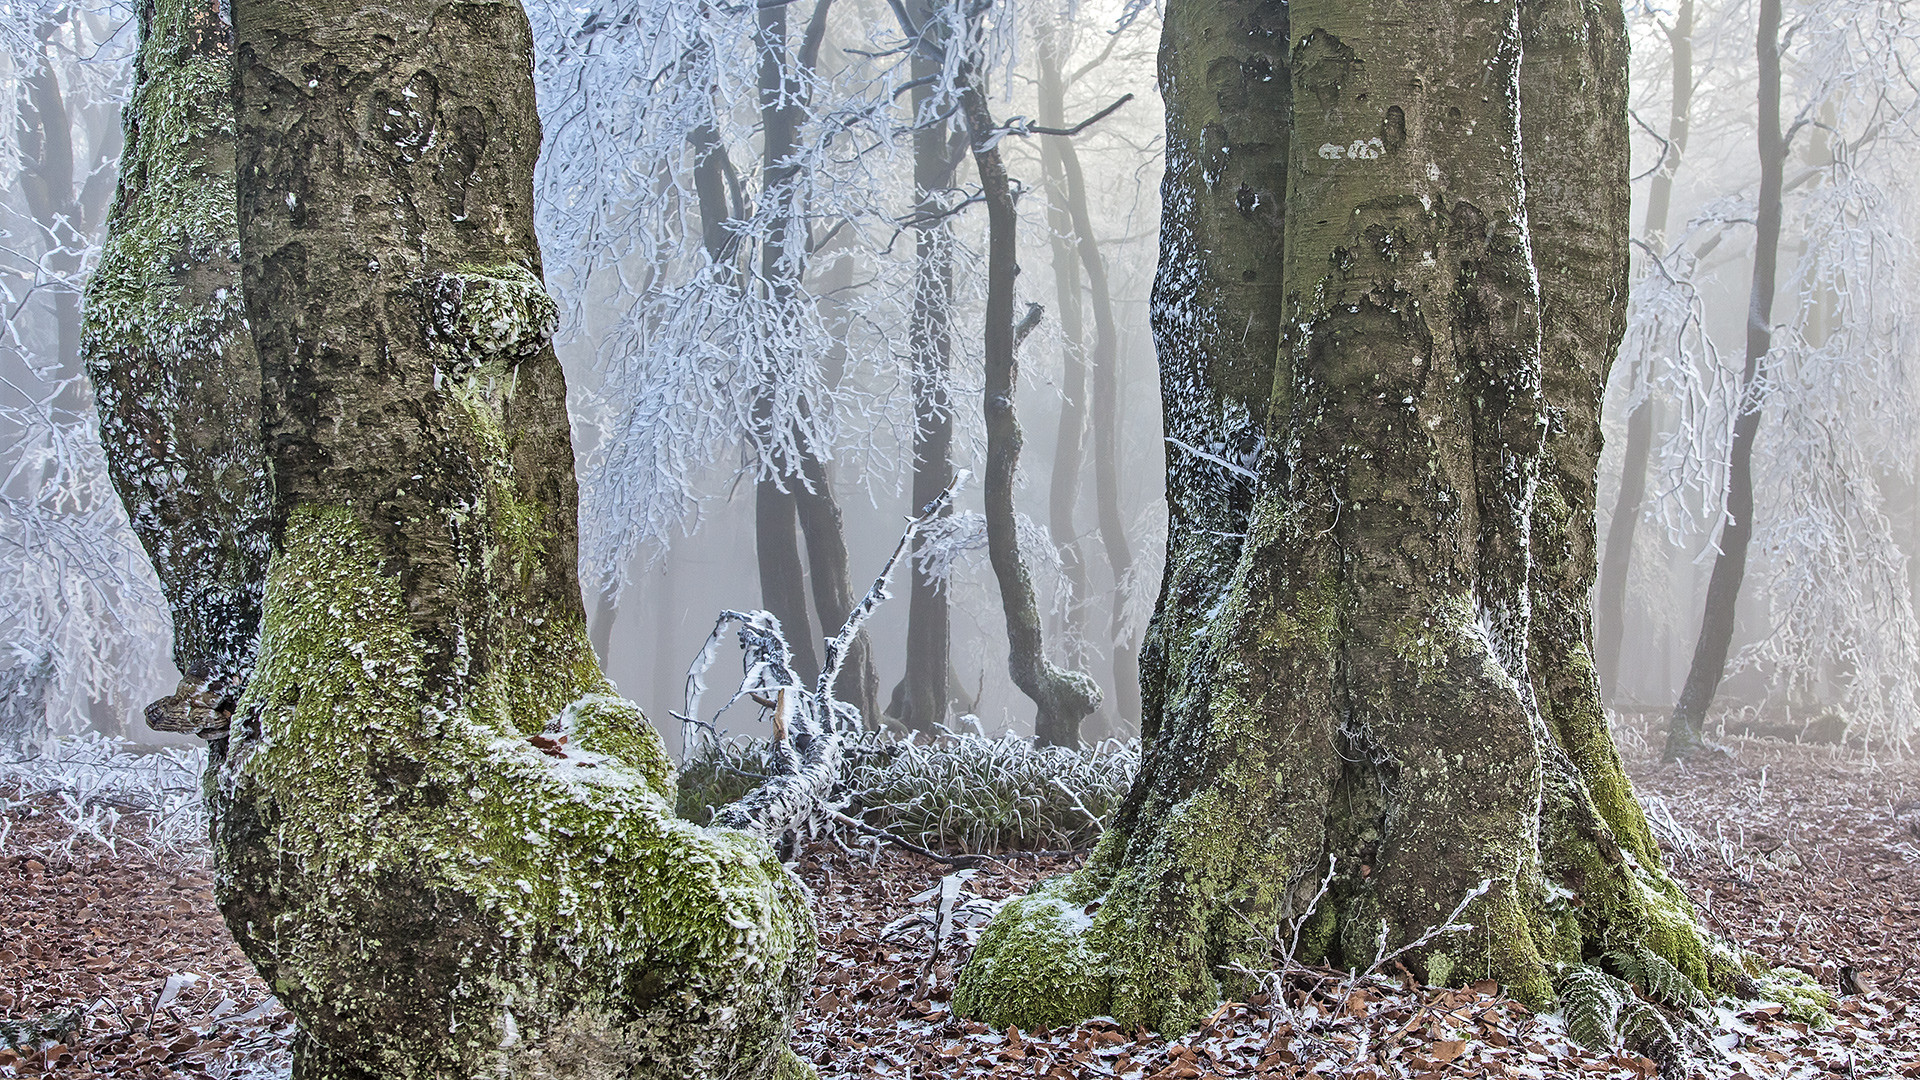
[955, 0, 1759, 1038]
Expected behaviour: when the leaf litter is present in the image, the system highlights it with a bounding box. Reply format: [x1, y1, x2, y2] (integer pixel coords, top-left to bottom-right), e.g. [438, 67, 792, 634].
[0, 723, 1915, 1079]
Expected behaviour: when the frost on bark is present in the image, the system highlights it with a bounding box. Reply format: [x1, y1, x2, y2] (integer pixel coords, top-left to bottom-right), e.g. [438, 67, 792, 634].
[80, 0, 823, 1075]
[82, 0, 272, 736]
[955, 0, 1752, 1035]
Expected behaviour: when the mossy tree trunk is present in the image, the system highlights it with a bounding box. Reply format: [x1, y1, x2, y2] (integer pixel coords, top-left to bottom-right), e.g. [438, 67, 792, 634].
[1668, 0, 1784, 759]
[83, 0, 273, 736]
[90, 0, 820, 1075]
[955, 0, 1746, 1035]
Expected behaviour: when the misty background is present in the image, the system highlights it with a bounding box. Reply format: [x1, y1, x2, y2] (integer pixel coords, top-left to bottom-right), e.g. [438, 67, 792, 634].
[4, 0, 1916, 753]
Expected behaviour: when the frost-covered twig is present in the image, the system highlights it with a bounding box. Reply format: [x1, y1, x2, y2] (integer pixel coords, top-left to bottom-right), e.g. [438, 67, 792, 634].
[817, 472, 967, 700]
[0, 735, 207, 861]
[1365, 877, 1491, 977]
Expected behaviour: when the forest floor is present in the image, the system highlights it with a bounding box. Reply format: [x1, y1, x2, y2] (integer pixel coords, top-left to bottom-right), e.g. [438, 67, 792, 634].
[1, 724, 1916, 1079]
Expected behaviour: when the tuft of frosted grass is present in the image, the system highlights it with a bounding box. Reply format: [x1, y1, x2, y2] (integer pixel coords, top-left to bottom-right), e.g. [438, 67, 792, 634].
[680, 729, 1138, 854]
[0, 734, 208, 862]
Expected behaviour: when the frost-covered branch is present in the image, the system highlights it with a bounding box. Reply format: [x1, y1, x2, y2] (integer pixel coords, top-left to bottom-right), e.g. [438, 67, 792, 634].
[702, 475, 967, 842]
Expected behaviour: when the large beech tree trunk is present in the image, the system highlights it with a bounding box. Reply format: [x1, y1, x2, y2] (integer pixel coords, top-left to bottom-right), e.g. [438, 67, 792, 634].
[955, 0, 1745, 1035]
[1668, 0, 1784, 759]
[90, 0, 817, 1076]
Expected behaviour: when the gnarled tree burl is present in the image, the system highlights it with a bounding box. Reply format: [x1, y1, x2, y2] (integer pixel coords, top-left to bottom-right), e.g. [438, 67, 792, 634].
[86, 0, 814, 1076]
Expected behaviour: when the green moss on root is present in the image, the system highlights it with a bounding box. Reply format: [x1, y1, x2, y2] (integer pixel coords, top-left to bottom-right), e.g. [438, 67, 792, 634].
[216, 507, 814, 1078]
[949, 881, 1108, 1030]
[1761, 967, 1835, 1027]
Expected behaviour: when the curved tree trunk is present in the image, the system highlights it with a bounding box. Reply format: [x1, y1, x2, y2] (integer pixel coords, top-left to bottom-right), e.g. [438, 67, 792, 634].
[1668, 0, 1784, 759]
[957, 49, 1101, 748]
[87, 0, 818, 1075]
[956, 0, 1743, 1036]
[83, 0, 272, 737]
[1595, 0, 1692, 697]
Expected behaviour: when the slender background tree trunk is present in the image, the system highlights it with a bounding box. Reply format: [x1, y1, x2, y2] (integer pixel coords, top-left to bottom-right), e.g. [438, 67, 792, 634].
[1669, 0, 1784, 758]
[1038, 18, 1096, 681]
[899, 0, 958, 734]
[1059, 99, 1140, 732]
[756, 0, 879, 720]
[957, 43, 1101, 748]
[1595, 0, 1692, 698]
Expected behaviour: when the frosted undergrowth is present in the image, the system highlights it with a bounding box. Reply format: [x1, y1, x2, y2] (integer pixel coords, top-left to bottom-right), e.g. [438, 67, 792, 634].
[0, 734, 207, 861]
[681, 728, 1139, 854]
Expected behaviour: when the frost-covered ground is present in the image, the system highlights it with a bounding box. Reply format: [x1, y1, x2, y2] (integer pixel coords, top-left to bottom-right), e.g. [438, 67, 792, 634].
[1, 727, 1916, 1079]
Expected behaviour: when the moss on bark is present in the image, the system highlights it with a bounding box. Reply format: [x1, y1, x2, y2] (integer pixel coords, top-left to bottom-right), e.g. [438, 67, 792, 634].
[217, 506, 812, 1079]
[158, 0, 830, 1073]
[955, 0, 1753, 1038]
[83, 0, 271, 716]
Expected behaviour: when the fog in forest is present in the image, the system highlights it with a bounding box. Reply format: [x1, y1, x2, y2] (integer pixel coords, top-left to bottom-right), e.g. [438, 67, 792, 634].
[4, 0, 1918, 756]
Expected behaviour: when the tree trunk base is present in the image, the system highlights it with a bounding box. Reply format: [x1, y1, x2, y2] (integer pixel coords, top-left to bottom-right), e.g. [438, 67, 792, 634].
[214, 510, 817, 1080]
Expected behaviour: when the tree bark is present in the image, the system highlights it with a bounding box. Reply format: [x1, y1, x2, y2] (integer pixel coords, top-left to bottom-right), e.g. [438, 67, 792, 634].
[135, 0, 822, 1073]
[957, 50, 1101, 748]
[82, 0, 272, 737]
[898, 0, 957, 734]
[1668, 0, 1784, 759]
[1595, 0, 1692, 697]
[956, 0, 1741, 1036]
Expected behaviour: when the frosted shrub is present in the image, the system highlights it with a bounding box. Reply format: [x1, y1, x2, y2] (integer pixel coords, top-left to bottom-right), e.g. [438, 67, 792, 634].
[0, 734, 207, 860]
[679, 729, 1138, 854]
